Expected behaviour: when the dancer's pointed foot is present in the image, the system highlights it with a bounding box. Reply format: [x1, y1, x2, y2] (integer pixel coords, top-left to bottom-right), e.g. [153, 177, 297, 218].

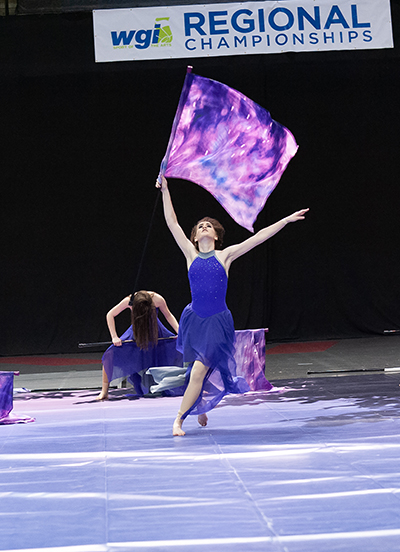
[198, 413, 208, 427]
[173, 413, 185, 436]
[96, 390, 109, 401]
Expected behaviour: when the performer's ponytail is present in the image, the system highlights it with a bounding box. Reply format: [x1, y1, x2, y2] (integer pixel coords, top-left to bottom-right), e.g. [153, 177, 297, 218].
[130, 291, 158, 350]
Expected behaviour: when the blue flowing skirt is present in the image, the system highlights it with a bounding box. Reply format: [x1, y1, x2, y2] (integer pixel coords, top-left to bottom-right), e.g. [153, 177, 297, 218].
[177, 305, 249, 418]
[102, 320, 183, 396]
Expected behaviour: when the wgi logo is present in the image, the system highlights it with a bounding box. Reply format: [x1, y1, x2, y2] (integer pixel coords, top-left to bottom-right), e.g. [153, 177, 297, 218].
[111, 17, 173, 49]
[93, 1, 393, 62]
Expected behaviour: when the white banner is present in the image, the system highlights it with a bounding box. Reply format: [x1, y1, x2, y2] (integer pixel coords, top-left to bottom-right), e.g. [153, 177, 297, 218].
[93, 0, 393, 63]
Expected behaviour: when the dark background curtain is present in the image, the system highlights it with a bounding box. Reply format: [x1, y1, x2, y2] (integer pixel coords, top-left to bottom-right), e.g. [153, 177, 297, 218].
[1, 4, 399, 356]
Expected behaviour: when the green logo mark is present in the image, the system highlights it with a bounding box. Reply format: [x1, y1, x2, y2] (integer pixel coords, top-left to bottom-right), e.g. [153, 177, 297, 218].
[155, 17, 173, 46]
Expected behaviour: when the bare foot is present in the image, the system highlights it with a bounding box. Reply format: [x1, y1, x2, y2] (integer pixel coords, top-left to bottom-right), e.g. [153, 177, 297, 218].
[96, 391, 109, 401]
[198, 413, 208, 427]
[173, 415, 185, 436]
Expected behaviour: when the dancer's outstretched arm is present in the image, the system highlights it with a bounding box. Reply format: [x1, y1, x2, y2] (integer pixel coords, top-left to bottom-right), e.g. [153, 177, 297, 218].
[152, 292, 179, 334]
[98, 296, 131, 400]
[106, 296, 131, 346]
[219, 209, 309, 271]
[156, 176, 197, 266]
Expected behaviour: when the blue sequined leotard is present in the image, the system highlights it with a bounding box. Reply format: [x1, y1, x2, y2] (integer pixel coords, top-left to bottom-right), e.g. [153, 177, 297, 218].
[177, 251, 249, 418]
[189, 250, 228, 317]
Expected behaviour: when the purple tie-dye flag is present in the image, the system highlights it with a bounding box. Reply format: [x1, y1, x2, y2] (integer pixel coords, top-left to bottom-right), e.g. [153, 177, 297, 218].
[160, 67, 298, 232]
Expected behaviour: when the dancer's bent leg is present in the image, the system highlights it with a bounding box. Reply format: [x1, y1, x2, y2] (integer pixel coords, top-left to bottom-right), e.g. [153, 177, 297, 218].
[97, 367, 109, 400]
[198, 413, 208, 427]
[173, 360, 208, 436]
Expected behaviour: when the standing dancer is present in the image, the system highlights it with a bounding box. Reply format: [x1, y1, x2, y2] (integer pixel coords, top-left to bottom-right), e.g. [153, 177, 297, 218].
[157, 176, 308, 436]
[97, 290, 181, 400]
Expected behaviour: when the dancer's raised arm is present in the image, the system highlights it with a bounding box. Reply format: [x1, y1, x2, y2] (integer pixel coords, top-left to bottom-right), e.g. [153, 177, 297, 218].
[156, 176, 197, 265]
[219, 208, 309, 271]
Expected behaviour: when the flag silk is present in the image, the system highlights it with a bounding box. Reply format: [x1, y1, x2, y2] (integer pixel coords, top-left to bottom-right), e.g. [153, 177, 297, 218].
[160, 69, 298, 232]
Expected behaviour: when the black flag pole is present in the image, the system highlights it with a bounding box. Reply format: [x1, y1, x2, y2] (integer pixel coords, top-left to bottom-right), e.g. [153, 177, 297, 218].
[131, 190, 160, 296]
[78, 188, 161, 350]
[78, 336, 177, 349]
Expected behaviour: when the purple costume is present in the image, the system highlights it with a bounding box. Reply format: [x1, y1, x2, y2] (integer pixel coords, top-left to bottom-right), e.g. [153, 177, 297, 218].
[178, 251, 249, 418]
[102, 309, 183, 396]
[0, 372, 35, 425]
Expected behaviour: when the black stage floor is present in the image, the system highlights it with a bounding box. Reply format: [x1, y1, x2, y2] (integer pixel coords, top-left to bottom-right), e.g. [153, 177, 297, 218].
[1, 335, 399, 391]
